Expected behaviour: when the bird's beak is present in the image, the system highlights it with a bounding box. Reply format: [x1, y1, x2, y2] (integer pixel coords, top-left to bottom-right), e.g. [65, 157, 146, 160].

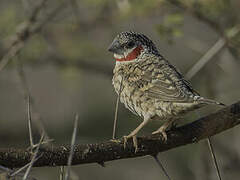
[108, 39, 123, 54]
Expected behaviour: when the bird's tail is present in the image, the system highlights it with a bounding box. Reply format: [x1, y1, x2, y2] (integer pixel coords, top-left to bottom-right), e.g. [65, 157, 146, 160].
[197, 97, 226, 106]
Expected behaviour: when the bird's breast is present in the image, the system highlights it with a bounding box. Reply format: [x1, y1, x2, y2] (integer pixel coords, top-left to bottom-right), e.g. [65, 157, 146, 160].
[112, 64, 154, 118]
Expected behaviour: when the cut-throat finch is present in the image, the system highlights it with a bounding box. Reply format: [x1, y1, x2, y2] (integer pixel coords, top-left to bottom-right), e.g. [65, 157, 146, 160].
[108, 31, 224, 152]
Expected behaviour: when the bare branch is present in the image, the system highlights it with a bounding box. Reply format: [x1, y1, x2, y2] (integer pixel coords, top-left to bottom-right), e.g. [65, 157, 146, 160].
[194, 106, 222, 179]
[207, 138, 222, 180]
[152, 155, 172, 180]
[0, 0, 48, 71]
[0, 165, 10, 173]
[17, 56, 52, 145]
[23, 134, 44, 180]
[27, 95, 34, 148]
[10, 154, 40, 178]
[0, 101, 239, 168]
[6, 134, 42, 179]
[112, 77, 123, 139]
[185, 26, 240, 80]
[60, 166, 65, 180]
[0, 0, 64, 72]
[65, 114, 79, 180]
[185, 37, 225, 80]
[167, 0, 222, 34]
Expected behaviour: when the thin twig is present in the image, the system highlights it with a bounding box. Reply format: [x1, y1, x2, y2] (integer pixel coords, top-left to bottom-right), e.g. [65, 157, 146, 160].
[0, 42, 24, 72]
[31, 2, 65, 34]
[112, 96, 120, 139]
[17, 56, 52, 145]
[185, 37, 225, 79]
[23, 134, 44, 180]
[185, 26, 240, 80]
[16, 56, 30, 98]
[10, 155, 41, 178]
[60, 166, 65, 180]
[0, 165, 11, 173]
[207, 138, 222, 180]
[167, 0, 221, 33]
[0, 0, 48, 72]
[2, 162, 37, 179]
[112, 77, 123, 139]
[152, 155, 172, 180]
[194, 111, 222, 180]
[10, 137, 43, 178]
[0, 0, 65, 73]
[64, 114, 79, 180]
[30, 139, 54, 149]
[27, 95, 34, 148]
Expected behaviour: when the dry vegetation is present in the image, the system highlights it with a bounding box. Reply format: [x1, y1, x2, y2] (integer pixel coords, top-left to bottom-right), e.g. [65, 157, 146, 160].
[0, 0, 240, 179]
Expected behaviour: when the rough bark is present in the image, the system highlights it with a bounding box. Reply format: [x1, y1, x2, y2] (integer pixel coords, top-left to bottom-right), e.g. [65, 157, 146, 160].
[0, 101, 240, 168]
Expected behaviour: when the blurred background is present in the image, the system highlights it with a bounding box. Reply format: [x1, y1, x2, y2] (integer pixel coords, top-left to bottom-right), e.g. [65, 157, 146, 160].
[0, 0, 240, 179]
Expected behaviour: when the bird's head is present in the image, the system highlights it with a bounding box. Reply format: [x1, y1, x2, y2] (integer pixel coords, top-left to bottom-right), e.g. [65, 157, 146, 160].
[108, 31, 159, 63]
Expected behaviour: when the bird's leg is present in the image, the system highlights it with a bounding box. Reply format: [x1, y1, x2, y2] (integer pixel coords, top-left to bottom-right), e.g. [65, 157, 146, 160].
[123, 117, 151, 152]
[152, 119, 175, 141]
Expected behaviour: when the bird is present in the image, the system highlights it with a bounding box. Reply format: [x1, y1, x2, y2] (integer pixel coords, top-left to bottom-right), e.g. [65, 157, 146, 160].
[108, 31, 224, 152]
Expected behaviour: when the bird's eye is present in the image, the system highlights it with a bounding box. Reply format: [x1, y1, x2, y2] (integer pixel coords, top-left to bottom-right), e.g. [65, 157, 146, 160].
[126, 41, 135, 48]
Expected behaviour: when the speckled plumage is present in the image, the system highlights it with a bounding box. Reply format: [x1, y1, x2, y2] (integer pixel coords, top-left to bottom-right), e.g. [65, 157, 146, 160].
[113, 55, 202, 120]
[109, 31, 223, 151]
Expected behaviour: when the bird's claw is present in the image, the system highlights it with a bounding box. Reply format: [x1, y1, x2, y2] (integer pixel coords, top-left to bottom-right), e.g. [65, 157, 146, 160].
[123, 136, 128, 149]
[123, 135, 138, 153]
[152, 129, 168, 142]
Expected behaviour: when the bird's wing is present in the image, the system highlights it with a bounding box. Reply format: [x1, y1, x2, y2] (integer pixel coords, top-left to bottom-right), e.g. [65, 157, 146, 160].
[137, 59, 199, 102]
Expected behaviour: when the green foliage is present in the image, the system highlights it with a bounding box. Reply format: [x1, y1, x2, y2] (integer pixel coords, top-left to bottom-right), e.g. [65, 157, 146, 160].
[199, 0, 231, 17]
[156, 13, 184, 43]
[0, 5, 20, 37]
[194, 0, 236, 27]
[82, 0, 110, 6]
[128, 0, 162, 15]
[226, 27, 240, 58]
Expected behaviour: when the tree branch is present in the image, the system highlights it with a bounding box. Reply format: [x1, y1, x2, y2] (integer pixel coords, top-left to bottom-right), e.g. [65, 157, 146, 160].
[167, 0, 223, 34]
[0, 101, 240, 168]
[0, 0, 65, 72]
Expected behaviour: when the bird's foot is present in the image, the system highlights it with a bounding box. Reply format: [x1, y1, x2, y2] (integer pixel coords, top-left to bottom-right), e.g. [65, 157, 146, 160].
[123, 134, 138, 153]
[110, 139, 121, 143]
[152, 128, 167, 141]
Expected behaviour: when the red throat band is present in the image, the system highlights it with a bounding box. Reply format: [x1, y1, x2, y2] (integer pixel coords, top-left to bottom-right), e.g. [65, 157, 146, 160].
[115, 46, 143, 62]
